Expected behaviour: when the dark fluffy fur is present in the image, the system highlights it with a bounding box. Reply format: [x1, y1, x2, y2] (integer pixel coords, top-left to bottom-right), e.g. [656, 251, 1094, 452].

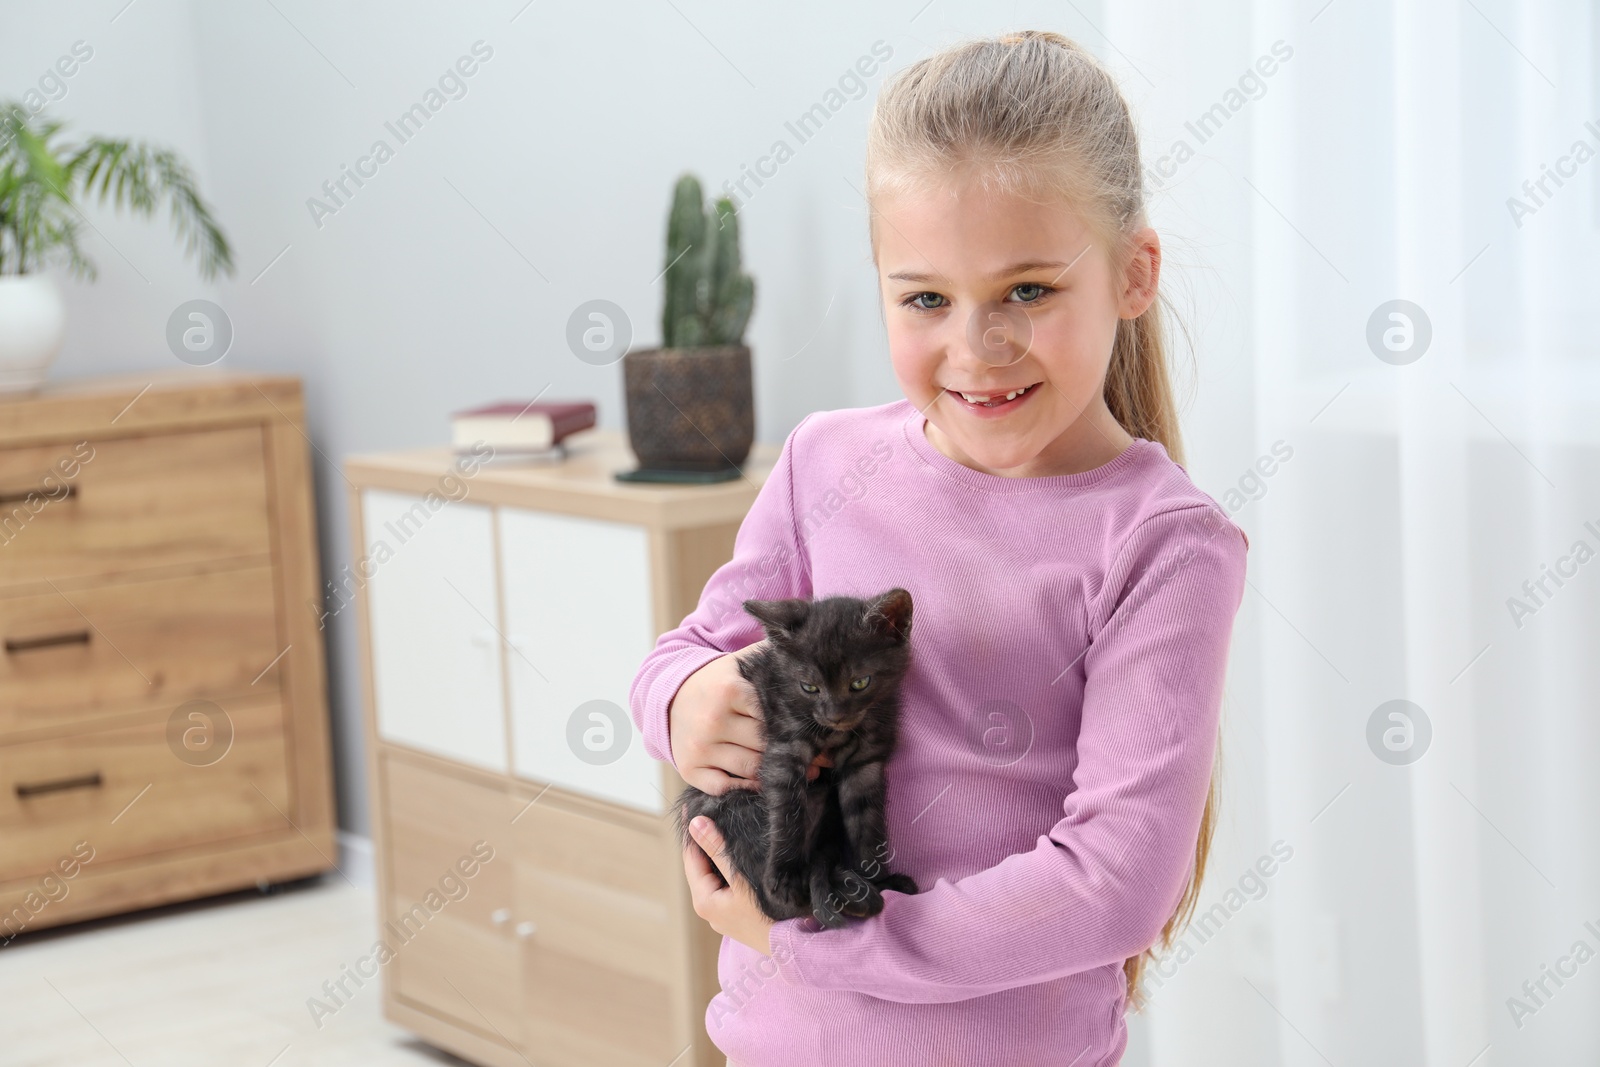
[675, 588, 920, 928]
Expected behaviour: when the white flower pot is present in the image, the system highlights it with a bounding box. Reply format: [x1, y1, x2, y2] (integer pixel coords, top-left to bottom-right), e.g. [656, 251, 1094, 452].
[0, 274, 67, 393]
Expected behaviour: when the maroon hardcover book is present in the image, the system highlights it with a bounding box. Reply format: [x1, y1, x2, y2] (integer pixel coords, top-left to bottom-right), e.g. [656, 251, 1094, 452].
[451, 400, 596, 450]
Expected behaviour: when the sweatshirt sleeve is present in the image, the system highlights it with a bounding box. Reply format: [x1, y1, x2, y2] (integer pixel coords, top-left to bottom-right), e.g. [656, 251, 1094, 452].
[764, 502, 1248, 1002]
[627, 414, 816, 771]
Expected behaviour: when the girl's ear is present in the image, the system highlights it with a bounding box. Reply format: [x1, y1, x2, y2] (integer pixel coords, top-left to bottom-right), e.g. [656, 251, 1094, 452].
[743, 597, 810, 637]
[1117, 226, 1161, 320]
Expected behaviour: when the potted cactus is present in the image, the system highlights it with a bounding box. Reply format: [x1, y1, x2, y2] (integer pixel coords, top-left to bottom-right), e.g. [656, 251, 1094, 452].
[618, 173, 755, 482]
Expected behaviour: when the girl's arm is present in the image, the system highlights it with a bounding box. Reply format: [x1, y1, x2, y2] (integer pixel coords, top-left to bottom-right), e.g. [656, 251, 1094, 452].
[628, 414, 816, 771]
[763, 504, 1249, 1004]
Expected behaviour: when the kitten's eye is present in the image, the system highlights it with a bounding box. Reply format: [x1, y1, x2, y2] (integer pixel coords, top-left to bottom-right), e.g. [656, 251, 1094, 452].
[850, 676, 871, 691]
[800, 682, 820, 694]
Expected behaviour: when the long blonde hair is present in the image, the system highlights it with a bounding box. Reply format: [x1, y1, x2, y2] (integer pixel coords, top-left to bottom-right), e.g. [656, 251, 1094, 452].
[864, 29, 1212, 1012]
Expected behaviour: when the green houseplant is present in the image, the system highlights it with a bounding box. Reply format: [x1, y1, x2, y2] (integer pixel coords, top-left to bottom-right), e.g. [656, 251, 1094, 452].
[619, 173, 756, 482]
[0, 102, 233, 392]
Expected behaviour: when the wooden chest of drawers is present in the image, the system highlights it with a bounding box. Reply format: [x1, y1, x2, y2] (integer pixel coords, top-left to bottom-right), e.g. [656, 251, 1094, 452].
[347, 432, 777, 1067]
[0, 371, 336, 937]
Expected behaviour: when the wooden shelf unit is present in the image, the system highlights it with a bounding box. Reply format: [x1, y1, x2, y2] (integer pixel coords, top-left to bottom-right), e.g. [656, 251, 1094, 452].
[347, 429, 777, 1067]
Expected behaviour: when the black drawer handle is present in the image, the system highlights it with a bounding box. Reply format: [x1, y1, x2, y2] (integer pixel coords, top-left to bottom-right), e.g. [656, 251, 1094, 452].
[5, 629, 91, 654]
[0, 484, 77, 506]
[16, 772, 103, 798]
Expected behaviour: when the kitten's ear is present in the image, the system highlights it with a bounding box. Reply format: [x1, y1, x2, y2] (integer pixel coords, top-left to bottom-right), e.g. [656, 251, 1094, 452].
[743, 597, 811, 638]
[865, 588, 913, 641]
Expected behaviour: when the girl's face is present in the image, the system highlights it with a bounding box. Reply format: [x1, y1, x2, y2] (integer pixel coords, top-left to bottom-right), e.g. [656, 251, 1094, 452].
[874, 178, 1160, 478]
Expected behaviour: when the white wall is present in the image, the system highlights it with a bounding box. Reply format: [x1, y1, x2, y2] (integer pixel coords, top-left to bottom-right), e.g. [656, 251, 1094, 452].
[15, 0, 1246, 836]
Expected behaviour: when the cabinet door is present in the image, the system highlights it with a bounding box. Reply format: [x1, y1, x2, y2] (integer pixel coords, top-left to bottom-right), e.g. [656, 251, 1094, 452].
[381, 751, 520, 1047]
[498, 508, 661, 812]
[362, 490, 507, 772]
[515, 798, 687, 1066]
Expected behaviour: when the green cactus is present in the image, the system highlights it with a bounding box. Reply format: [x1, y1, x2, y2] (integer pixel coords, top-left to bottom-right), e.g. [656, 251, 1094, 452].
[663, 174, 705, 347]
[660, 173, 755, 348]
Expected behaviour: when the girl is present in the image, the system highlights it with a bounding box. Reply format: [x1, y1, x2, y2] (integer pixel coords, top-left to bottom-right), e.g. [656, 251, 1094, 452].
[629, 29, 1248, 1067]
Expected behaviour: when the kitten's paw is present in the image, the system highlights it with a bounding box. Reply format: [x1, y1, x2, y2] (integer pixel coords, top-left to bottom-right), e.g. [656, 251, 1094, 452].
[763, 862, 812, 916]
[875, 871, 919, 896]
[807, 865, 854, 928]
[810, 897, 852, 929]
[829, 866, 883, 918]
[809, 863, 877, 922]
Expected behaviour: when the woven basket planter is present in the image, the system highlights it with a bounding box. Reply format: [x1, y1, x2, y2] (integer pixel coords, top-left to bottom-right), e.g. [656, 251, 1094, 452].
[622, 344, 754, 476]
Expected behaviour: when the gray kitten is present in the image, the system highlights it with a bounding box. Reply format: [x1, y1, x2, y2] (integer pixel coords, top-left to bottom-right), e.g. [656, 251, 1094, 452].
[676, 588, 919, 929]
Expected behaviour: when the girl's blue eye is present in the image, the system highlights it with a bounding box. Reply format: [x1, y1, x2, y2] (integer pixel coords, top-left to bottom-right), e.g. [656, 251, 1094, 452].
[903, 292, 947, 311]
[1010, 283, 1051, 302]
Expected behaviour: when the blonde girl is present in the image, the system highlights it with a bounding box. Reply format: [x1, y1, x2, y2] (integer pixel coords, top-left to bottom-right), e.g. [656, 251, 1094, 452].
[630, 28, 1248, 1067]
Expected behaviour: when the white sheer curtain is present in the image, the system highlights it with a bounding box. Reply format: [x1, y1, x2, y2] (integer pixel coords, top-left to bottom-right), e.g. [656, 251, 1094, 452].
[1097, 2, 1600, 1064]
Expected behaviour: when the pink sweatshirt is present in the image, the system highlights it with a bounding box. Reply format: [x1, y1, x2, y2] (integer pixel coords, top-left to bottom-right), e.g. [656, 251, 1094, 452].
[629, 398, 1248, 1067]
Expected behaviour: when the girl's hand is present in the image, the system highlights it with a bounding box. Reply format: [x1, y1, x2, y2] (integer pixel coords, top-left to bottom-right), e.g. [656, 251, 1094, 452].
[669, 641, 770, 794]
[668, 639, 834, 792]
[683, 815, 775, 956]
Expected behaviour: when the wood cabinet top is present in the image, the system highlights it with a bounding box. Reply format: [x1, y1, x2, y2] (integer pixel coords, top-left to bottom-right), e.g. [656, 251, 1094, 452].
[0, 369, 302, 446]
[0, 369, 781, 529]
[346, 429, 779, 530]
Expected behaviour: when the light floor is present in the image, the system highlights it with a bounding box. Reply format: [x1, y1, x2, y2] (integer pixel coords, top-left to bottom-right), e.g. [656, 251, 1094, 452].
[0, 876, 472, 1066]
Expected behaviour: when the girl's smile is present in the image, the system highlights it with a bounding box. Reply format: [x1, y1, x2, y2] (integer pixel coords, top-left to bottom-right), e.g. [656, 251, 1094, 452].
[944, 380, 1043, 416]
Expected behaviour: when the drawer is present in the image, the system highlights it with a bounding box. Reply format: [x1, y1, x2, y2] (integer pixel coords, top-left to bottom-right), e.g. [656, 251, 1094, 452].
[0, 426, 271, 587]
[0, 697, 291, 884]
[515, 796, 683, 1065]
[382, 751, 520, 1045]
[0, 565, 283, 737]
